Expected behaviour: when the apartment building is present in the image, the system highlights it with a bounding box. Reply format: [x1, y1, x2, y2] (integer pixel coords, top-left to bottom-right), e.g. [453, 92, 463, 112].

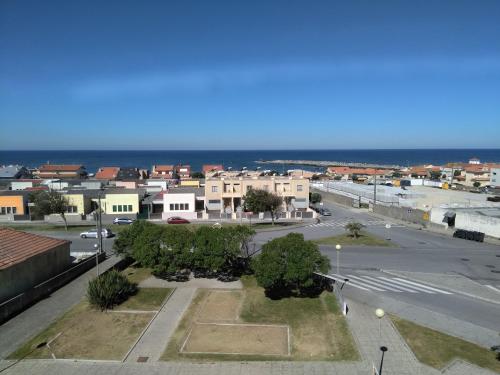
[151, 165, 174, 179]
[204, 172, 310, 215]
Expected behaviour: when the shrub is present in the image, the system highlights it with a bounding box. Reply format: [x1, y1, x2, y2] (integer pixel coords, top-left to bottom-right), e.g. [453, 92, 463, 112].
[344, 222, 364, 238]
[87, 269, 137, 311]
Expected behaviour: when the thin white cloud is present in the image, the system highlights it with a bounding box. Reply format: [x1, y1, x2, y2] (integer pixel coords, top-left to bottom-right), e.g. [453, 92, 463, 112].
[72, 58, 500, 99]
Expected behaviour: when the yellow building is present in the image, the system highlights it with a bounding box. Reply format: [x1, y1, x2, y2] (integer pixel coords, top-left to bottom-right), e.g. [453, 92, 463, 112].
[180, 179, 201, 188]
[63, 192, 93, 215]
[0, 192, 27, 216]
[93, 189, 143, 214]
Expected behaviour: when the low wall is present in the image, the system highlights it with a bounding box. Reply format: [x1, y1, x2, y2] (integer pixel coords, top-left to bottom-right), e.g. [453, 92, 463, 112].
[314, 189, 356, 207]
[373, 205, 429, 226]
[0, 253, 106, 324]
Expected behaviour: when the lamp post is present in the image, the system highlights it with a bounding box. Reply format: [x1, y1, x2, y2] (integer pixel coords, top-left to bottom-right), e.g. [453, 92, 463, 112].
[375, 308, 385, 344]
[335, 244, 342, 275]
[385, 223, 391, 240]
[379, 346, 388, 375]
[94, 243, 100, 277]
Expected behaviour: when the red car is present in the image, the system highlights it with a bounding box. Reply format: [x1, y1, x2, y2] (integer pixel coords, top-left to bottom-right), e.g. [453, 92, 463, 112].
[167, 216, 190, 224]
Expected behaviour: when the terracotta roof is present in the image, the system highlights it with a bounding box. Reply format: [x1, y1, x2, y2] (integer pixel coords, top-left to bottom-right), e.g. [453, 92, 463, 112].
[202, 164, 224, 173]
[0, 228, 70, 270]
[95, 167, 120, 179]
[154, 165, 174, 172]
[39, 164, 84, 172]
[328, 166, 388, 175]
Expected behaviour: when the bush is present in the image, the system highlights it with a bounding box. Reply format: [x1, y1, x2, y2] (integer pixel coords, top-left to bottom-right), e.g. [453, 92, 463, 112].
[87, 269, 137, 311]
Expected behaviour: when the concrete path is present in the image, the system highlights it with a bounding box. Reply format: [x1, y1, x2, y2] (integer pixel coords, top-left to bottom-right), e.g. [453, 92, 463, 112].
[124, 287, 196, 363]
[140, 276, 242, 289]
[345, 298, 440, 375]
[0, 255, 121, 360]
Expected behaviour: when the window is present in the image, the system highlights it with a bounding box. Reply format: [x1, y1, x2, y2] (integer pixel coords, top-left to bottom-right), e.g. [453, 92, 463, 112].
[208, 199, 220, 204]
[6, 207, 11, 214]
[212, 186, 218, 193]
[170, 204, 174, 210]
[297, 184, 303, 192]
[174, 203, 179, 210]
[113, 205, 117, 212]
[128, 205, 133, 212]
[67, 206, 78, 213]
[0, 207, 5, 215]
[118, 205, 123, 212]
[185, 203, 189, 210]
[246, 185, 252, 192]
[12, 207, 17, 214]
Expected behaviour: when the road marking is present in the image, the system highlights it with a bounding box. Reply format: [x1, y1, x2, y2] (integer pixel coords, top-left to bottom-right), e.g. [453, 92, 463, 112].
[347, 274, 402, 292]
[324, 274, 371, 291]
[360, 275, 419, 293]
[330, 273, 386, 291]
[485, 285, 500, 294]
[392, 278, 453, 295]
[378, 277, 435, 294]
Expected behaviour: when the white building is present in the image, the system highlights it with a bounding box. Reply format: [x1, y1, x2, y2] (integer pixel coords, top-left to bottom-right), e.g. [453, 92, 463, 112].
[490, 168, 500, 187]
[162, 187, 204, 221]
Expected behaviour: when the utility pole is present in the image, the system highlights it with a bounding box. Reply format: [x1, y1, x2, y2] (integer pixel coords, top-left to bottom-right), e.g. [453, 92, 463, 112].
[373, 174, 377, 208]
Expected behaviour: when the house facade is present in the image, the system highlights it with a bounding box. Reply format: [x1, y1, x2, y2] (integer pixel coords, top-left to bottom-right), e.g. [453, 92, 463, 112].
[162, 187, 204, 220]
[204, 172, 310, 217]
[151, 165, 174, 179]
[0, 191, 29, 220]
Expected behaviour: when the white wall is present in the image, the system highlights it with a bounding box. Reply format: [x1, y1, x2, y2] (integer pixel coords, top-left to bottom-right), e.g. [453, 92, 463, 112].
[162, 193, 197, 220]
[430, 206, 500, 238]
[10, 181, 34, 190]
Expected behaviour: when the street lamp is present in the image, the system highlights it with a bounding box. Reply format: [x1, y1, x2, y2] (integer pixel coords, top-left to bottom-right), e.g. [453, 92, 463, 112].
[335, 244, 342, 275]
[375, 308, 387, 374]
[94, 243, 100, 277]
[385, 223, 391, 240]
[379, 346, 388, 375]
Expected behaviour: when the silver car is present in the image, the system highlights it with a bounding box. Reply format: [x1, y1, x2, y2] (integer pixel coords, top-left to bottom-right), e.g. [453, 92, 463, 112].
[80, 228, 113, 238]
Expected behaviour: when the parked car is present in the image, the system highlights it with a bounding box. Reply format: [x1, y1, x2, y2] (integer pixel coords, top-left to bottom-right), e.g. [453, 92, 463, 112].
[319, 208, 332, 216]
[80, 228, 113, 238]
[113, 217, 135, 225]
[167, 216, 190, 224]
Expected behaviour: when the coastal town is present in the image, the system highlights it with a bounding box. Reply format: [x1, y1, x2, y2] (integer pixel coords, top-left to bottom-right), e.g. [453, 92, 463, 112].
[1, 157, 499, 237]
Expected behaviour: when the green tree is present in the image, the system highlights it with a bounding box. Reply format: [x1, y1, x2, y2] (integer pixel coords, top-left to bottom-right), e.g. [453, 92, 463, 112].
[333, 175, 342, 181]
[153, 226, 195, 275]
[244, 189, 283, 225]
[473, 181, 481, 188]
[454, 170, 461, 177]
[344, 222, 364, 238]
[309, 192, 322, 204]
[191, 171, 204, 179]
[30, 190, 69, 230]
[113, 220, 156, 257]
[252, 233, 330, 296]
[392, 171, 402, 178]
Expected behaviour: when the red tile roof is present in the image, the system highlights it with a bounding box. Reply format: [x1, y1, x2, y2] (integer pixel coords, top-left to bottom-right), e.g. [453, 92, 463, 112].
[154, 165, 174, 172]
[203, 164, 224, 173]
[95, 167, 120, 179]
[39, 164, 84, 172]
[0, 228, 70, 270]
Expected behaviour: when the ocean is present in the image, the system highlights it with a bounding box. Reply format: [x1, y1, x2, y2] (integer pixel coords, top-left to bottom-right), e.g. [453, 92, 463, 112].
[1, 149, 499, 174]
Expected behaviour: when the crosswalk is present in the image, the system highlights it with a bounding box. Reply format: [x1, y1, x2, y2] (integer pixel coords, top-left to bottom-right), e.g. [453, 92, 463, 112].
[308, 218, 404, 229]
[324, 273, 454, 295]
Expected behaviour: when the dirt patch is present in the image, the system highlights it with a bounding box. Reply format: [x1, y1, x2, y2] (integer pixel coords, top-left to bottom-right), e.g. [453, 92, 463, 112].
[182, 323, 289, 356]
[198, 290, 242, 322]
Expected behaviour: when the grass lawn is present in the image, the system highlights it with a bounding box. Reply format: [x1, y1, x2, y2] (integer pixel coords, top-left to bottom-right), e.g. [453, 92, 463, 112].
[314, 231, 396, 247]
[122, 264, 154, 284]
[9, 301, 153, 360]
[162, 276, 359, 361]
[9, 287, 172, 360]
[119, 288, 172, 311]
[391, 316, 500, 373]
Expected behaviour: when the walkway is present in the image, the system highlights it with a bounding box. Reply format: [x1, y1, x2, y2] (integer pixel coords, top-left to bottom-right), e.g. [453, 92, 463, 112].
[124, 287, 196, 362]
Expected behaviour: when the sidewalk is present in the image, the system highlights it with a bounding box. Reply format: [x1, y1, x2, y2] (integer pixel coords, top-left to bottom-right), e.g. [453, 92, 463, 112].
[0, 255, 121, 360]
[124, 287, 197, 362]
[345, 298, 438, 375]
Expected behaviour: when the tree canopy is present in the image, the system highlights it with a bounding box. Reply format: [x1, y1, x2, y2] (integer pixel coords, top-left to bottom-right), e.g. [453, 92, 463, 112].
[244, 189, 283, 224]
[310, 192, 322, 204]
[30, 190, 69, 230]
[252, 233, 330, 296]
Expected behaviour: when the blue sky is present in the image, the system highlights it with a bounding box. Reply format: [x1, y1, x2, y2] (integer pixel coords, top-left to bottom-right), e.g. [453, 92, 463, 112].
[1, 0, 499, 150]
